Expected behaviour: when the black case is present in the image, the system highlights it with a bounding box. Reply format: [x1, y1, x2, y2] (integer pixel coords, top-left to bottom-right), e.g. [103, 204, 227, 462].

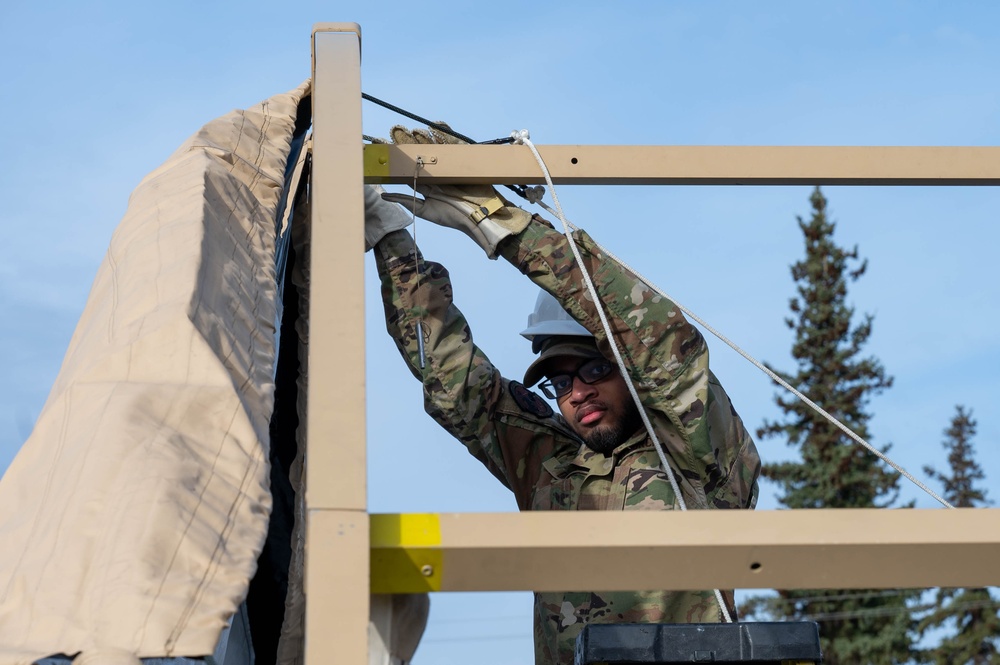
[574, 622, 822, 664]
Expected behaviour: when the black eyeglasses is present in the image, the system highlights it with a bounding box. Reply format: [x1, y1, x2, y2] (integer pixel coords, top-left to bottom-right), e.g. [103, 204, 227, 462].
[538, 358, 615, 400]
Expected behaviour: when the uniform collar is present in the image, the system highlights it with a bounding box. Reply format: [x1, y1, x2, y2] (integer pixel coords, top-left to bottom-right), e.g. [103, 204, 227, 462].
[544, 428, 650, 478]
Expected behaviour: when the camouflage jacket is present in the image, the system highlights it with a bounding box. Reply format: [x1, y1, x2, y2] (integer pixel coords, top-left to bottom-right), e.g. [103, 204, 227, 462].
[374, 216, 761, 665]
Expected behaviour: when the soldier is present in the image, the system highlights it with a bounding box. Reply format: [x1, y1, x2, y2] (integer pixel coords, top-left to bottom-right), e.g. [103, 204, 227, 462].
[365, 177, 761, 665]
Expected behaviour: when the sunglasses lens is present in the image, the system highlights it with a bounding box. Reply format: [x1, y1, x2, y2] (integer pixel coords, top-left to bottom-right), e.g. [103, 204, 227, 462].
[540, 359, 613, 400]
[579, 359, 613, 383]
[548, 376, 573, 398]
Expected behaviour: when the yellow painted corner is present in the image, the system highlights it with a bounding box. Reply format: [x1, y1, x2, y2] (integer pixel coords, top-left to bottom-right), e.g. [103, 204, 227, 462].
[370, 513, 442, 593]
[363, 144, 390, 183]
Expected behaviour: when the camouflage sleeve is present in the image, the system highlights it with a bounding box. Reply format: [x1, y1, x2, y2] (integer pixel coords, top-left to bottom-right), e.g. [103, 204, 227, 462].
[498, 217, 761, 510]
[373, 229, 578, 508]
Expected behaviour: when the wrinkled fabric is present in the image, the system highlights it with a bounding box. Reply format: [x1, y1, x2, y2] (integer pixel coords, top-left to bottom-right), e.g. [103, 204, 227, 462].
[275, 178, 309, 665]
[0, 82, 310, 664]
[375, 216, 760, 665]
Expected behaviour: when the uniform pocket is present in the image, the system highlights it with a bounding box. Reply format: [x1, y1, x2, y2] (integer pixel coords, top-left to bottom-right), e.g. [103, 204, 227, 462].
[531, 468, 576, 510]
[622, 466, 678, 510]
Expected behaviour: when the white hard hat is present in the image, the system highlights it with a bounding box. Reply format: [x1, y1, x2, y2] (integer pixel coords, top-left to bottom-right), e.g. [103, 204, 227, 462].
[520, 290, 592, 342]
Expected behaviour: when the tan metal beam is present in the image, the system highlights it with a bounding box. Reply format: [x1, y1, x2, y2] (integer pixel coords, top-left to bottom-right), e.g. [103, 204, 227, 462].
[364, 144, 1000, 185]
[307, 23, 368, 665]
[370, 509, 1000, 593]
[309, 24, 366, 512]
[309, 510, 370, 662]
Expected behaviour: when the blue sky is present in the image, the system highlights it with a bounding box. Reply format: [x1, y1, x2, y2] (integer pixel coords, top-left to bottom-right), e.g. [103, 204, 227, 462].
[1, 2, 998, 663]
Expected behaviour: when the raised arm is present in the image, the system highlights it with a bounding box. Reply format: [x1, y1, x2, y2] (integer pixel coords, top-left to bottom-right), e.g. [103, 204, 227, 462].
[371, 228, 581, 507]
[498, 216, 760, 509]
[379, 183, 759, 510]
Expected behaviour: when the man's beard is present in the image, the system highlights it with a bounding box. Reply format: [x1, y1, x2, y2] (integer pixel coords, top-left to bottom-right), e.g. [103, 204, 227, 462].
[583, 403, 643, 454]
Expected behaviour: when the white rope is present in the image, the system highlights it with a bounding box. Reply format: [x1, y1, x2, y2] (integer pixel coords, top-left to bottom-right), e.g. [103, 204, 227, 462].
[525, 186, 954, 511]
[511, 129, 735, 622]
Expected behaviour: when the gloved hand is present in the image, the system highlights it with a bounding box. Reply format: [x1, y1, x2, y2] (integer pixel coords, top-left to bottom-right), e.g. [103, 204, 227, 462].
[379, 124, 533, 258]
[364, 184, 412, 251]
[381, 184, 531, 259]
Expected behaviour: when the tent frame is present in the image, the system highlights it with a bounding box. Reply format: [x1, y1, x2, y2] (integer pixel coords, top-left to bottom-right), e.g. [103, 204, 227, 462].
[307, 23, 1000, 664]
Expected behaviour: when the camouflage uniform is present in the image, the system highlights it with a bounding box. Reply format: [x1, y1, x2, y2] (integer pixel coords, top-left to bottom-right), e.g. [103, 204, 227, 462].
[374, 215, 761, 665]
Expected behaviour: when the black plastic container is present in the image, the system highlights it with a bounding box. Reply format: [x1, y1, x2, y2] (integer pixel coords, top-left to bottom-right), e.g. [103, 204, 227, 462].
[575, 622, 822, 664]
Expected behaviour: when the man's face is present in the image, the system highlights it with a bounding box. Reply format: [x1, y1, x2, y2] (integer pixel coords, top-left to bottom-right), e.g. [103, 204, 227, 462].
[544, 356, 642, 454]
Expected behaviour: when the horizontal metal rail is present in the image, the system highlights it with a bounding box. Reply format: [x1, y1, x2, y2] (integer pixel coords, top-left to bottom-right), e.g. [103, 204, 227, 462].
[364, 144, 1000, 185]
[370, 509, 1000, 593]
[316, 21, 1000, 665]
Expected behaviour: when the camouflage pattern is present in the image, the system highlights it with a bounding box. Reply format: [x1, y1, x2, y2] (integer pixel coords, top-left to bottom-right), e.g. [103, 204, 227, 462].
[374, 216, 761, 665]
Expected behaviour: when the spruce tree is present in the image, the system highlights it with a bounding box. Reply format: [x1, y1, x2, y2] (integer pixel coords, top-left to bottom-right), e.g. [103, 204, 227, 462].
[742, 187, 916, 664]
[917, 406, 999, 664]
[923, 406, 987, 508]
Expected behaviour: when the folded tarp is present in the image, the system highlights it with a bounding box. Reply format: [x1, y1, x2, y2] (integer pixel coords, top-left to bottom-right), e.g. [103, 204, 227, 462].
[0, 81, 310, 664]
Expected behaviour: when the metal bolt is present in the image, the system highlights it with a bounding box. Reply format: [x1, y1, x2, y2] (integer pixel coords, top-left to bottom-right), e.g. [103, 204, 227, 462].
[420, 564, 434, 577]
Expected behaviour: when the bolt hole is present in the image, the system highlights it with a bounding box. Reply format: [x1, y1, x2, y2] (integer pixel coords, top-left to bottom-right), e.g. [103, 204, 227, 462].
[749, 562, 762, 571]
[571, 157, 579, 164]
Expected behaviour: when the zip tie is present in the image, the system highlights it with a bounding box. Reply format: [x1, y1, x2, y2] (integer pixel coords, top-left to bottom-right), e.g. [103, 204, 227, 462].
[511, 129, 735, 623]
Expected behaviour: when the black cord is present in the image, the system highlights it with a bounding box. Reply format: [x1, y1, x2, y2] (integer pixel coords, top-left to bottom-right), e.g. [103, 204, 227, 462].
[362, 93, 478, 144]
[362, 93, 516, 146]
[361, 93, 530, 201]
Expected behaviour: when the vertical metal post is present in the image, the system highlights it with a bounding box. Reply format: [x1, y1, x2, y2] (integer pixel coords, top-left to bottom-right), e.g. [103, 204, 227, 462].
[307, 23, 368, 665]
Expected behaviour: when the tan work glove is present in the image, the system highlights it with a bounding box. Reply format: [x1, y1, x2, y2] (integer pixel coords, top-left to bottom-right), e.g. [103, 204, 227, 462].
[380, 124, 531, 258]
[364, 184, 412, 251]
[381, 184, 530, 259]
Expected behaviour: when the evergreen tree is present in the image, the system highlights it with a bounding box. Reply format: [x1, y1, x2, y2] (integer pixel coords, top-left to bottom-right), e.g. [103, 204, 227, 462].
[741, 187, 917, 664]
[760, 187, 896, 509]
[923, 406, 988, 508]
[917, 406, 999, 664]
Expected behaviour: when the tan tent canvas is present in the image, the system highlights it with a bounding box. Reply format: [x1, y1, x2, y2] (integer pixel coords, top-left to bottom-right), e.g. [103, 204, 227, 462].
[0, 82, 310, 665]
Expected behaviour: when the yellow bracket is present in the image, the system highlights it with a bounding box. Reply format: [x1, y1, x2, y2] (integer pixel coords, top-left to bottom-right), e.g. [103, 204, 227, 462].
[363, 144, 391, 183]
[370, 513, 442, 593]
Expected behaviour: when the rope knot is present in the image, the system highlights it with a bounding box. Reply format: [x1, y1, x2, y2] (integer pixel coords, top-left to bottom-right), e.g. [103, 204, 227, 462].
[510, 129, 531, 144]
[524, 185, 546, 204]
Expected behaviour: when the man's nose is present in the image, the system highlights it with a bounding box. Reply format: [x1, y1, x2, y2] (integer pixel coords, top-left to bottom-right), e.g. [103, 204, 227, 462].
[569, 376, 597, 404]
